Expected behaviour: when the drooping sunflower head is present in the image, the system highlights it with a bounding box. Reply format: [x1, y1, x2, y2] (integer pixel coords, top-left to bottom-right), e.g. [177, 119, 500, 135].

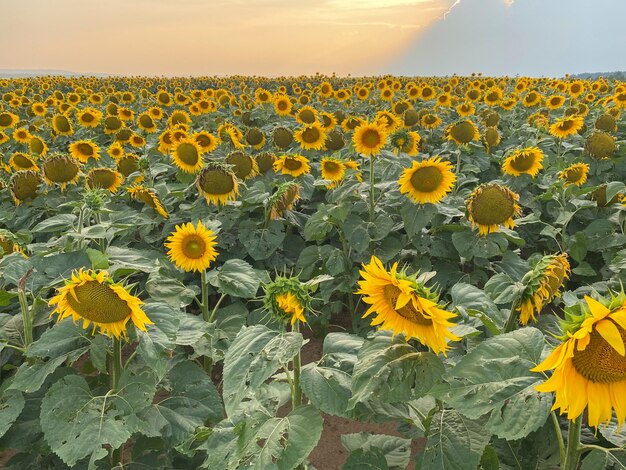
[585, 131, 616, 159]
[532, 291, 626, 428]
[355, 256, 460, 356]
[49, 269, 153, 339]
[295, 106, 318, 125]
[52, 114, 73, 136]
[0, 231, 25, 259]
[445, 120, 480, 145]
[294, 122, 327, 151]
[127, 185, 169, 218]
[255, 152, 276, 173]
[10, 170, 42, 205]
[42, 154, 82, 190]
[549, 115, 584, 138]
[245, 127, 266, 149]
[595, 113, 617, 132]
[171, 138, 204, 174]
[165, 220, 218, 273]
[398, 157, 456, 204]
[558, 163, 589, 187]
[9, 152, 39, 172]
[325, 130, 346, 151]
[466, 183, 521, 236]
[268, 181, 301, 220]
[29, 135, 48, 156]
[87, 168, 124, 193]
[273, 154, 311, 178]
[502, 146, 544, 177]
[195, 162, 239, 206]
[225, 150, 259, 180]
[262, 274, 311, 325]
[483, 127, 501, 153]
[69, 140, 100, 163]
[272, 127, 294, 149]
[517, 253, 570, 325]
[352, 122, 388, 157]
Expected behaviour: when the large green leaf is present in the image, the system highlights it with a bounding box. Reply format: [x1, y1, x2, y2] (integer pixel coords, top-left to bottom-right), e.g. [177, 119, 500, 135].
[450, 282, 507, 333]
[26, 318, 90, 360]
[341, 433, 411, 470]
[223, 325, 303, 416]
[7, 356, 67, 394]
[300, 364, 352, 417]
[417, 409, 491, 470]
[207, 258, 260, 298]
[0, 390, 25, 439]
[433, 327, 551, 440]
[343, 448, 389, 470]
[348, 331, 444, 409]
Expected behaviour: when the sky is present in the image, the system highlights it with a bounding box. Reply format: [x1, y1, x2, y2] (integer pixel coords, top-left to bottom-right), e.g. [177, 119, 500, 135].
[0, 0, 624, 77]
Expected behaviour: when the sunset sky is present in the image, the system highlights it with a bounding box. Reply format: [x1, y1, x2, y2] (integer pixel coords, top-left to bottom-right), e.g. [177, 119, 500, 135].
[1, 0, 624, 76]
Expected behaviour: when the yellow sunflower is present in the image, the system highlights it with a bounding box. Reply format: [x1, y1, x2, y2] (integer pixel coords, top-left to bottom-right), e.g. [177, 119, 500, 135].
[107, 142, 124, 161]
[52, 114, 74, 136]
[445, 120, 480, 145]
[532, 292, 626, 428]
[466, 184, 521, 236]
[9, 152, 39, 172]
[517, 253, 570, 325]
[86, 168, 124, 193]
[49, 269, 152, 339]
[196, 164, 239, 205]
[558, 163, 589, 186]
[549, 115, 584, 138]
[273, 95, 293, 116]
[69, 140, 101, 163]
[76, 107, 103, 128]
[171, 139, 204, 173]
[273, 154, 311, 178]
[502, 147, 544, 177]
[294, 122, 327, 151]
[29, 136, 48, 156]
[352, 122, 388, 157]
[355, 256, 461, 356]
[421, 113, 442, 129]
[398, 157, 456, 204]
[320, 157, 346, 188]
[128, 185, 169, 218]
[12, 128, 31, 144]
[165, 221, 218, 273]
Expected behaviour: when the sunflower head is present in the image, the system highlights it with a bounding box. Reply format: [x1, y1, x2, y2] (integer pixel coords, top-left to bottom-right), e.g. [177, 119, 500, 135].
[294, 122, 327, 151]
[398, 157, 456, 204]
[558, 163, 589, 187]
[10, 170, 42, 205]
[196, 162, 239, 206]
[42, 154, 81, 190]
[445, 120, 479, 145]
[165, 221, 218, 273]
[466, 183, 521, 236]
[273, 154, 311, 178]
[320, 158, 346, 188]
[171, 138, 204, 173]
[273, 127, 294, 149]
[483, 127, 501, 153]
[49, 269, 153, 339]
[325, 130, 346, 151]
[585, 131, 616, 159]
[255, 152, 276, 173]
[549, 115, 584, 138]
[532, 291, 626, 428]
[355, 256, 460, 355]
[127, 185, 169, 218]
[262, 274, 312, 325]
[268, 181, 301, 220]
[352, 122, 388, 157]
[595, 113, 617, 132]
[517, 253, 570, 325]
[87, 168, 124, 193]
[226, 151, 259, 180]
[502, 147, 544, 177]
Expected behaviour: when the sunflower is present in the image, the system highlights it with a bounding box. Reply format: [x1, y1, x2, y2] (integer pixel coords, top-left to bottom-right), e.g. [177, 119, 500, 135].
[193, 131, 220, 153]
[273, 95, 293, 116]
[595, 113, 617, 132]
[502, 147, 544, 177]
[546, 95, 566, 110]
[398, 157, 456, 204]
[107, 142, 124, 160]
[549, 115, 584, 138]
[0, 235, 24, 259]
[255, 152, 275, 173]
[483, 127, 501, 154]
[531, 292, 626, 428]
[165, 221, 218, 273]
[558, 163, 589, 186]
[103, 115, 124, 135]
[445, 120, 479, 145]
[87, 168, 124, 193]
[517, 253, 570, 325]
[9, 152, 39, 172]
[456, 102, 476, 117]
[69, 140, 101, 163]
[0, 112, 19, 129]
[352, 122, 388, 157]
[421, 113, 442, 129]
[245, 127, 266, 149]
[295, 106, 318, 125]
[10, 170, 42, 205]
[0, 131, 9, 145]
[128, 185, 169, 218]
[49, 269, 152, 339]
[273, 154, 311, 177]
[171, 139, 204, 173]
[12, 128, 31, 144]
[226, 151, 259, 180]
[268, 181, 301, 219]
[42, 154, 81, 190]
[117, 154, 140, 177]
[585, 132, 616, 159]
[262, 274, 311, 325]
[466, 184, 521, 236]
[196, 164, 239, 205]
[29, 136, 48, 156]
[355, 256, 460, 356]
[320, 158, 346, 188]
[52, 114, 74, 136]
[294, 122, 327, 151]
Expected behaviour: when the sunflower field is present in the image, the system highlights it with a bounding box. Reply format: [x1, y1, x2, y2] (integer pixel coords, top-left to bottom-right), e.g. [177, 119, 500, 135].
[0, 74, 625, 470]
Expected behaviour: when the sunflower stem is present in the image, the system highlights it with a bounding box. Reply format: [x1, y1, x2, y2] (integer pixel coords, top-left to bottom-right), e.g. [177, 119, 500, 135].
[551, 411, 566, 465]
[17, 290, 33, 349]
[111, 337, 123, 392]
[291, 320, 302, 409]
[201, 270, 209, 322]
[563, 415, 582, 470]
[368, 155, 376, 224]
[503, 301, 520, 334]
[208, 293, 227, 323]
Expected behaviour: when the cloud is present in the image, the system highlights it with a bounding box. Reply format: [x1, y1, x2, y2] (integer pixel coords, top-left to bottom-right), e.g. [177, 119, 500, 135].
[391, 0, 626, 76]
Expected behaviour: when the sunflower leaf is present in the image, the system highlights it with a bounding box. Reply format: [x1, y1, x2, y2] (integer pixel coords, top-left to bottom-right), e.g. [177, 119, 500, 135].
[208, 258, 261, 298]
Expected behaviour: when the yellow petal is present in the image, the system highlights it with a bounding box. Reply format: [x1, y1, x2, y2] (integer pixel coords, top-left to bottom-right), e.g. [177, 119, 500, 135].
[596, 319, 625, 356]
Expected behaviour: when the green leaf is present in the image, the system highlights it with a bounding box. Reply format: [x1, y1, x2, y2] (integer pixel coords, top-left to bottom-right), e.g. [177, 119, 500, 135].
[32, 214, 77, 233]
[208, 258, 260, 298]
[26, 318, 90, 360]
[606, 181, 626, 202]
[599, 415, 626, 447]
[401, 204, 437, 237]
[145, 272, 197, 308]
[301, 364, 352, 417]
[343, 448, 389, 470]
[348, 331, 444, 409]
[451, 283, 506, 331]
[40, 374, 133, 467]
[416, 409, 491, 470]
[0, 390, 25, 439]
[238, 219, 286, 260]
[7, 356, 67, 393]
[484, 273, 524, 304]
[341, 433, 411, 470]
[85, 248, 109, 269]
[433, 328, 551, 440]
[223, 325, 303, 416]
[239, 405, 323, 470]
